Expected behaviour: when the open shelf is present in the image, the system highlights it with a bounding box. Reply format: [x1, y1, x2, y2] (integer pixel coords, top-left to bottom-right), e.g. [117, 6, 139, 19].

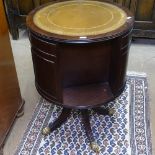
[63, 82, 114, 108]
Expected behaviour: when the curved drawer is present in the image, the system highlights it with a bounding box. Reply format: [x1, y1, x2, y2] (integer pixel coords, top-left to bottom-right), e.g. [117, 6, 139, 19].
[29, 33, 57, 55]
[31, 47, 57, 63]
[32, 50, 58, 99]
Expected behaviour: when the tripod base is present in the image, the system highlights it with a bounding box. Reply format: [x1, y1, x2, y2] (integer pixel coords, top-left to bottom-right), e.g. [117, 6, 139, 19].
[42, 107, 115, 153]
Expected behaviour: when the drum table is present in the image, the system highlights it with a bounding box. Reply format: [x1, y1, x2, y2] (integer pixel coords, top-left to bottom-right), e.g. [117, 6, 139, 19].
[27, 0, 134, 152]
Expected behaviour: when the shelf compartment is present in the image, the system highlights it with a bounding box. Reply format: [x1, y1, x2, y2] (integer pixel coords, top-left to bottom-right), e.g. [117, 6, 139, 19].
[63, 82, 114, 109]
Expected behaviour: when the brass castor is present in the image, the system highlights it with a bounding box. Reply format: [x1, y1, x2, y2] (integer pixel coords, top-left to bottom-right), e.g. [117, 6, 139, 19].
[42, 127, 51, 136]
[90, 142, 100, 153]
[108, 108, 116, 116]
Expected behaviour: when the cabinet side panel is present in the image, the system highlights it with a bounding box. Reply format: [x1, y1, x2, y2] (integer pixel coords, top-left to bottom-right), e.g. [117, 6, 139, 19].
[135, 0, 155, 21]
[109, 31, 131, 94]
[0, 0, 22, 148]
[31, 48, 59, 100]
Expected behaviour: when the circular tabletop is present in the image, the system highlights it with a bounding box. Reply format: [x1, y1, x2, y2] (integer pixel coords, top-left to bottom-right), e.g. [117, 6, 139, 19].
[33, 0, 127, 36]
[27, 0, 134, 41]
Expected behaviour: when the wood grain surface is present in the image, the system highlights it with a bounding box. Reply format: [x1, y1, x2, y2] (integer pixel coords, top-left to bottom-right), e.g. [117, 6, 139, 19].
[0, 0, 24, 152]
[27, 1, 134, 109]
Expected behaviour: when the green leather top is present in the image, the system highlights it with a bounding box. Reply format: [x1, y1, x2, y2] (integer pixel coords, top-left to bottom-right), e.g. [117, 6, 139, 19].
[33, 0, 127, 36]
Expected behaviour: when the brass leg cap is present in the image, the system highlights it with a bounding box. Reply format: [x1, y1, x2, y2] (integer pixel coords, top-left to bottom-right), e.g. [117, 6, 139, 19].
[91, 142, 100, 153]
[108, 108, 116, 116]
[42, 127, 51, 136]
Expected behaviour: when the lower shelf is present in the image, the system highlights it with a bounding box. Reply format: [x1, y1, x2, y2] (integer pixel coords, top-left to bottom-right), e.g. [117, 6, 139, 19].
[63, 82, 114, 108]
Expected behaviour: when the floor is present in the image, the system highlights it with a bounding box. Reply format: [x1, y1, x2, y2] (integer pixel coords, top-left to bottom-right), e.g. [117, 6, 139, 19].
[3, 31, 155, 155]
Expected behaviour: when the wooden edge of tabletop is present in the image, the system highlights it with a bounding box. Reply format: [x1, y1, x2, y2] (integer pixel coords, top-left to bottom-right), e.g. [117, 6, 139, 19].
[26, 0, 134, 42]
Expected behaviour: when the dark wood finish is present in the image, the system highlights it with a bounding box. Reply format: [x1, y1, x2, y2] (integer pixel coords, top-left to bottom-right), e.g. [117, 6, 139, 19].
[3, 0, 155, 39]
[29, 31, 132, 108]
[133, 3, 155, 39]
[93, 107, 109, 115]
[4, 0, 36, 39]
[63, 83, 113, 109]
[28, 2, 134, 152]
[27, 1, 134, 109]
[113, 0, 155, 38]
[43, 107, 112, 152]
[48, 108, 71, 132]
[0, 0, 24, 153]
[3, 0, 58, 39]
[81, 110, 95, 143]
